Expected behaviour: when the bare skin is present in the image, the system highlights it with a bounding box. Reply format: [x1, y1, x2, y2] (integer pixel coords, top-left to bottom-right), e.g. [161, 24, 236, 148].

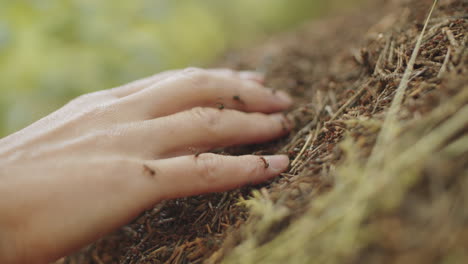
[0, 68, 293, 264]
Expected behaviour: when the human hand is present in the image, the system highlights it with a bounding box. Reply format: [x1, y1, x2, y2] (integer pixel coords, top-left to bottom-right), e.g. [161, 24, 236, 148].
[0, 68, 293, 264]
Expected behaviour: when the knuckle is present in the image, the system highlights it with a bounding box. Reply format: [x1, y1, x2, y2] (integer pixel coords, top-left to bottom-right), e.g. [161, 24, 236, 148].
[82, 125, 129, 154]
[244, 156, 263, 178]
[84, 129, 115, 149]
[95, 158, 144, 194]
[242, 156, 265, 179]
[180, 67, 210, 87]
[88, 103, 116, 118]
[74, 90, 105, 102]
[189, 107, 223, 134]
[216, 68, 236, 77]
[182, 67, 205, 75]
[66, 93, 93, 107]
[196, 154, 222, 183]
[67, 91, 112, 109]
[71, 93, 89, 102]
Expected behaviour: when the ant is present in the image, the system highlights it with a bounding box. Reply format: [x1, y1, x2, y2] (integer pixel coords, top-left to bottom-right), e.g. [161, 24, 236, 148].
[143, 164, 156, 177]
[232, 95, 246, 105]
[216, 102, 225, 110]
[259, 157, 269, 169]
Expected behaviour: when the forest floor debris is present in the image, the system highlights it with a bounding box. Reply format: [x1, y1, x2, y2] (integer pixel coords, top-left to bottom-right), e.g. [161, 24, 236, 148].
[63, 0, 467, 263]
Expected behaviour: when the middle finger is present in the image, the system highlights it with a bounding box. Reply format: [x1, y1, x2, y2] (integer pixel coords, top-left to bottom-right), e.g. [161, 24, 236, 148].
[131, 107, 291, 158]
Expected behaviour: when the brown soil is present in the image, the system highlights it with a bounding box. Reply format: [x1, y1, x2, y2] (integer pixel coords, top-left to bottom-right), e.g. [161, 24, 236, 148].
[62, 0, 467, 263]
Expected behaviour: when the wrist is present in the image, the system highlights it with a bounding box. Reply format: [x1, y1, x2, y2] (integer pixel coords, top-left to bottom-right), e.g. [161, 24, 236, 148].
[0, 177, 22, 264]
[0, 134, 31, 173]
[0, 140, 25, 264]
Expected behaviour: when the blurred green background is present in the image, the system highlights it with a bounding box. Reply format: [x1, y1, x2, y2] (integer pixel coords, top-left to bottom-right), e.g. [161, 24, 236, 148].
[0, 0, 349, 137]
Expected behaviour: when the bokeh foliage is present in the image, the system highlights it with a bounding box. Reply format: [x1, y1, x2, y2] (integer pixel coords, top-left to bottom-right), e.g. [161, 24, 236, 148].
[0, 0, 332, 136]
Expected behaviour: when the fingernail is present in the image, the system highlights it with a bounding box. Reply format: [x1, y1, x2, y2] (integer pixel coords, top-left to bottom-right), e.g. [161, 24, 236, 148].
[264, 155, 290, 172]
[272, 114, 292, 132]
[275, 90, 293, 105]
[282, 115, 294, 131]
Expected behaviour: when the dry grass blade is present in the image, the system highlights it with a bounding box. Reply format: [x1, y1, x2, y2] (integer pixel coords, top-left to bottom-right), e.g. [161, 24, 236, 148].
[330, 83, 367, 121]
[438, 46, 451, 78]
[290, 132, 313, 167]
[367, 0, 440, 169]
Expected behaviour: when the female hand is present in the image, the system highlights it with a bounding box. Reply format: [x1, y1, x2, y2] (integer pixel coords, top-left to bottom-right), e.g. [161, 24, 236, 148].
[0, 68, 292, 264]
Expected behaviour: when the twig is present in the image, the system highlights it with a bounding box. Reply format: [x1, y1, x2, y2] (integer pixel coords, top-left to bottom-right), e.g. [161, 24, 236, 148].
[438, 46, 451, 78]
[294, 145, 322, 173]
[367, 0, 439, 169]
[280, 101, 325, 153]
[325, 105, 334, 117]
[291, 123, 323, 174]
[387, 40, 395, 67]
[280, 118, 316, 153]
[422, 19, 450, 43]
[374, 38, 391, 76]
[443, 27, 459, 47]
[291, 132, 313, 167]
[330, 83, 367, 121]
[394, 44, 405, 73]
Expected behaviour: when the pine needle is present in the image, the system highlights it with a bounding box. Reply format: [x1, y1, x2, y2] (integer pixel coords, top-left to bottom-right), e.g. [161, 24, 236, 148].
[367, 0, 440, 169]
